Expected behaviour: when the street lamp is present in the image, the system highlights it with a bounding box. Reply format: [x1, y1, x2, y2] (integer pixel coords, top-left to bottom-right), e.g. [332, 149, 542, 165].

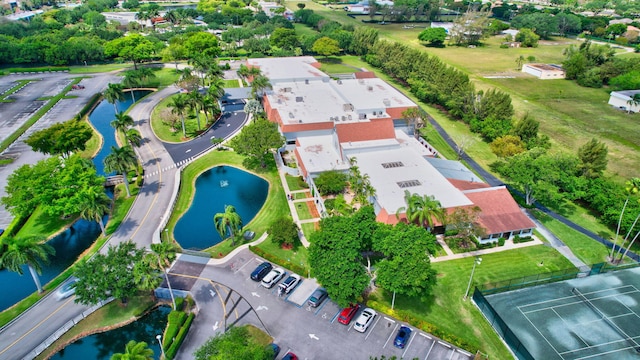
[156, 334, 166, 359]
[164, 228, 168, 242]
[464, 257, 482, 300]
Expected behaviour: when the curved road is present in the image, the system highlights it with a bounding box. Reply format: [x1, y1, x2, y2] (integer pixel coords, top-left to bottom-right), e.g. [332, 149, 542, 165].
[0, 86, 248, 360]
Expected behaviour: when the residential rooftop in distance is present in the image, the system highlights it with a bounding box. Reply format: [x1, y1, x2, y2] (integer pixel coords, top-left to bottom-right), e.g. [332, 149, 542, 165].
[246, 57, 328, 83]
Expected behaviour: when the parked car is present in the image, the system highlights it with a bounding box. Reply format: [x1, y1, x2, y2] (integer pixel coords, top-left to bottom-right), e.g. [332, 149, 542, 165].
[353, 308, 377, 333]
[267, 343, 280, 359]
[261, 267, 285, 288]
[394, 325, 412, 349]
[55, 277, 79, 300]
[250, 261, 273, 282]
[337, 303, 360, 325]
[307, 288, 328, 308]
[282, 352, 298, 360]
[278, 274, 301, 295]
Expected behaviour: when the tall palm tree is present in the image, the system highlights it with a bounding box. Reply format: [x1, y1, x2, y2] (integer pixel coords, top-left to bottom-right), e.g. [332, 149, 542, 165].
[125, 128, 143, 148]
[201, 95, 216, 122]
[168, 94, 189, 138]
[121, 70, 142, 103]
[205, 64, 223, 86]
[396, 190, 444, 230]
[0, 236, 55, 293]
[149, 241, 179, 310]
[78, 187, 111, 235]
[402, 107, 427, 138]
[104, 83, 125, 113]
[610, 178, 640, 262]
[250, 74, 272, 99]
[111, 340, 153, 360]
[237, 64, 261, 78]
[207, 76, 225, 102]
[626, 94, 640, 114]
[104, 146, 137, 197]
[187, 89, 204, 130]
[111, 112, 135, 138]
[244, 99, 263, 121]
[213, 205, 243, 246]
[133, 257, 161, 297]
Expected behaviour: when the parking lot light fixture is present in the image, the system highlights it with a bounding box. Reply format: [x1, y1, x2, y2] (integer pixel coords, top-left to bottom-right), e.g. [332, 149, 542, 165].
[464, 257, 482, 300]
[156, 334, 166, 359]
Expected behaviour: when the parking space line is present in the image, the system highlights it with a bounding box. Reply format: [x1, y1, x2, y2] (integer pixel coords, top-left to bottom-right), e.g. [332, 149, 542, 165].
[313, 299, 329, 315]
[402, 330, 416, 359]
[438, 341, 452, 348]
[233, 257, 257, 275]
[457, 349, 472, 356]
[330, 310, 340, 323]
[419, 333, 432, 340]
[365, 315, 382, 340]
[383, 323, 399, 349]
[448, 348, 456, 360]
[384, 316, 396, 323]
[424, 339, 436, 360]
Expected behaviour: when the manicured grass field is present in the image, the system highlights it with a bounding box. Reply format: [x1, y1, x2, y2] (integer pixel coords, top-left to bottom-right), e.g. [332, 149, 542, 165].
[370, 245, 576, 358]
[255, 237, 310, 275]
[294, 201, 314, 220]
[285, 174, 307, 191]
[300, 222, 318, 239]
[15, 208, 77, 240]
[223, 79, 241, 88]
[150, 93, 211, 142]
[69, 63, 131, 74]
[166, 150, 288, 257]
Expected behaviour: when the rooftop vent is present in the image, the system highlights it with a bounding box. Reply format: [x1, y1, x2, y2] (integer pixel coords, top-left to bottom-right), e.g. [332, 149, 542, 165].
[289, 112, 295, 119]
[296, 96, 303, 102]
[341, 116, 346, 121]
[337, 80, 343, 85]
[397, 180, 421, 188]
[277, 99, 282, 104]
[367, 86, 373, 91]
[348, 114, 352, 120]
[358, 79, 364, 85]
[305, 79, 309, 84]
[283, 87, 292, 92]
[382, 162, 404, 169]
[383, 98, 391, 106]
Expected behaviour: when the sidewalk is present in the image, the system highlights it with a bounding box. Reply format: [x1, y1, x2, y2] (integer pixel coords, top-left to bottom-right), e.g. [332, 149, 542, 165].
[431, 237, 543, 263]
[276, 166, 321, 248]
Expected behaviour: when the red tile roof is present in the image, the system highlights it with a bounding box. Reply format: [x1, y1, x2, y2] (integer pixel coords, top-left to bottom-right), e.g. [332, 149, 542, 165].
[336, 118, 395, 143]
[463, 187, 535, 235]
[354, 72, 377, 79]
[448, 179, 491, 191]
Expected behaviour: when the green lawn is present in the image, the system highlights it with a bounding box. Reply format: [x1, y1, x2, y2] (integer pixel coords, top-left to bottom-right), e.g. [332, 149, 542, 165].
[294, 201, 314, 220]
[15, 208, 77, 239]
[166, 150, 288, 257]
[223, 79, 241, 88]
[369, 245, 576, 358]
[317, 57, 361, 74]
[69, 63, 131, 74]
[255, 236, 310, 275]
[151, 93, 212, 142]
[285, 174, 308, 191]
[300, 222, 318, 239]
[141, 67, 180, 88]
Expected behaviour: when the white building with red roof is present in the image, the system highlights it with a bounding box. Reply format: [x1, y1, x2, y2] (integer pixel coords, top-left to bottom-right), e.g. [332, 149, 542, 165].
[248, 57, 535, 242]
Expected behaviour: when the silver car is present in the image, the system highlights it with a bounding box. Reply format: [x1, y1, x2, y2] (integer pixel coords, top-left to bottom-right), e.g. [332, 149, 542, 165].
[261, 268, 285, 289]
[55, 277, 79, 300]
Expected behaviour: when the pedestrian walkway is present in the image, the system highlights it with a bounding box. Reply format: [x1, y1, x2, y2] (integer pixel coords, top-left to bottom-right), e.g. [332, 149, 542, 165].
[276, 167, 314, 248]
[431, 237, 543, 263]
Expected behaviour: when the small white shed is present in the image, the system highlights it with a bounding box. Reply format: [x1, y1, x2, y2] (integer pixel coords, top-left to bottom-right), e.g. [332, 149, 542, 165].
[608, 90, 640, 113]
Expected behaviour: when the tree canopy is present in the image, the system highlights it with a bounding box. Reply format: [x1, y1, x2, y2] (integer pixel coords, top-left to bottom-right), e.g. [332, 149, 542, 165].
[418, 27, 446, 46]
[25, 119, 93, 157]
[194, 326, 274, 360]
[229, 118, 284, 168]
[104, 33, 155, 69]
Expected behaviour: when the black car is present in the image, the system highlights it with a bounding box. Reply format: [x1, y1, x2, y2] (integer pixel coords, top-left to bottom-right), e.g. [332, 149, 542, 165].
[250, 261, 273, 281]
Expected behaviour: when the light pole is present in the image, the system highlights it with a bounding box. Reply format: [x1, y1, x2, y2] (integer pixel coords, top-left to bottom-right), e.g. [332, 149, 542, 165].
[156, 334, 166, 360]
[164, 228, 168, 242]
[464, 257, 482, 300]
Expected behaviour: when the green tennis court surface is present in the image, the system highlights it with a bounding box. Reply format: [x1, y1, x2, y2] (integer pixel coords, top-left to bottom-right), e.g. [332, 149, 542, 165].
[478, 267, 640, 360]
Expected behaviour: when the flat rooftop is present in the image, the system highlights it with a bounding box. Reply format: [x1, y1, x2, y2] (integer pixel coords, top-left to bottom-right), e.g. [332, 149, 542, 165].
[296, 135, 350, 174]
[246, 57, 329, 83]
[267, 77, 415, 125]
[525, 63, 564, 72]
[348, 134, 473, 213]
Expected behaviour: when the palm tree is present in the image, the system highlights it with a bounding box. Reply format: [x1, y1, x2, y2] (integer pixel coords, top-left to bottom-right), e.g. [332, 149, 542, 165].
[111, 340, 153, 360]
[187, 89, 204, 130]
[402, 107, 427, 138]
[244, 99, 263, 121]
[104, 83, 125, 113]
[122, 70, 142, 103]
[330, 194, 353, 216]
[104, 146, 137, 197]
[213, 205, 243, 246]
[133, 257, 161, 297]
[111, 112, 134, 138]
[149, 241, 179, 310]
[201, 95, 216, 122]
[396, 190, 444, 230]
[78, 188, 111, 235]
[125, 128, 143, 148]
[168, 94, 189, 138]
[207, 76, 225, 102]
[205, 65, 223, 86]
[610, 178, 640, 262]
[626, 93, 640, 114]
[250, 74, 272, 99]
[237, 64, 261, 78]
[0, 236, 55, 293]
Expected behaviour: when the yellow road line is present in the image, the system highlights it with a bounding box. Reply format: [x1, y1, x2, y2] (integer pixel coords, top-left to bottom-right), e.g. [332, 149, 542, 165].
[0, 297, 75, 356]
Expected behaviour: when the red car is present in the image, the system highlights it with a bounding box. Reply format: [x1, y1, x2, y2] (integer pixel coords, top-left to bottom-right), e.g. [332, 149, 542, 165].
[337, 304, 361, 325]
[282, 352, 298, 360]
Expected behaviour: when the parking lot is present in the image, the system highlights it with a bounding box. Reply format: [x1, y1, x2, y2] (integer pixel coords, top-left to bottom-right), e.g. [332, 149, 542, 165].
[178, 251, 474, 360]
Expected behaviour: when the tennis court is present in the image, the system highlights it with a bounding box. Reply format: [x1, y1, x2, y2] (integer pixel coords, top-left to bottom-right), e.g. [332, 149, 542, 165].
[477, 267, 640, 360]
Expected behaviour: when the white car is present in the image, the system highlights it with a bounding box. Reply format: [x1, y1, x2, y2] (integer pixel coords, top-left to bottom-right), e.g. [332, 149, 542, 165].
[278, 274, 301, 295]
[55, 277, 79, 300]
[261, 268, 285, 289]
[353, 308, 377, 333]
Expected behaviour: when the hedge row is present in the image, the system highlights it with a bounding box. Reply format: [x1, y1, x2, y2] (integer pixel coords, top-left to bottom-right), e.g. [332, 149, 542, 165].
[367, 299, 477, 353]
[165, 313, 195, 360]
[8, 66, 70, 73]
[163, 310, 187, 349]
[249, 245, 308, 276]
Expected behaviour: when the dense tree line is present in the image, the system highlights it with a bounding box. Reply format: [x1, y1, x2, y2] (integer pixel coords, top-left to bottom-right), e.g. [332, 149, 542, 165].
[563, 41, 640, 89]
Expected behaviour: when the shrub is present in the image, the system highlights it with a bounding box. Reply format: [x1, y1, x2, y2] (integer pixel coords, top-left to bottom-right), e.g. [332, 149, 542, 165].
[268, 216, 299, 247]
[163, 311, 187, 348]
[498, 237, 506, 246]
[174, 297, 185, 311]
[165, 313, 195, 359]
[297, 176, 309, 189]
[313, 170, 348, 195]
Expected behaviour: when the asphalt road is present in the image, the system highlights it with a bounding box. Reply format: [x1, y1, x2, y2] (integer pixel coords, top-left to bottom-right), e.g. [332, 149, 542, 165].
[172, 250, 474, 360]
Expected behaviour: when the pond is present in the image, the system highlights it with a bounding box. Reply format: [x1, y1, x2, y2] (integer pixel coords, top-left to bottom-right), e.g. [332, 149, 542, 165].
[174, 166, 268, 250]
[50, 305, 170, 360]
[0, 90, 150, 312]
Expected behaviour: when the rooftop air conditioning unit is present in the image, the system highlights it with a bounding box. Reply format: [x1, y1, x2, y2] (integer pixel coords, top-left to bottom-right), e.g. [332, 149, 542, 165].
[289, 112, 295, 118]
[341, 116, 346, 121]
[296, 96, 303, 102]
[337, 80, 342, 84]
[367, 86, 373, 91]
[305, 79, 309, 84]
